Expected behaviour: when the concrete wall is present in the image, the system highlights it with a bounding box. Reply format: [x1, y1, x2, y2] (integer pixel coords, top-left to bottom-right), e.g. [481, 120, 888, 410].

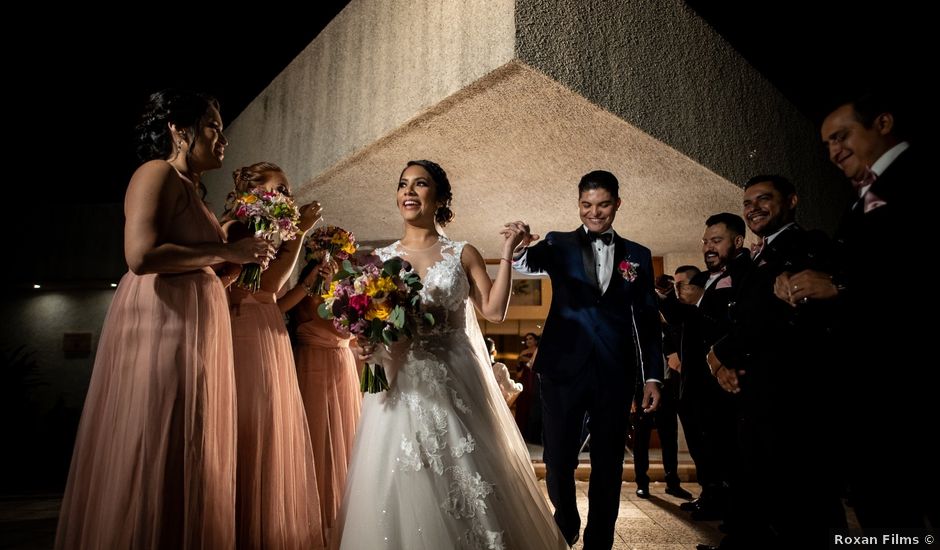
[206, 0, 516, 211]
[300, 61, 742, 258]
[514, 0, 845, 233]
[663, 251, 704, 277]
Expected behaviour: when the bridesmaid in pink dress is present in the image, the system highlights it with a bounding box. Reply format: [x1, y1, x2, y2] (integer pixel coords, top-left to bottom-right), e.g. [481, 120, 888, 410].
[280, 251, 362, 549]
[55, 89, 275, 549]
[222, 162, 325, 549]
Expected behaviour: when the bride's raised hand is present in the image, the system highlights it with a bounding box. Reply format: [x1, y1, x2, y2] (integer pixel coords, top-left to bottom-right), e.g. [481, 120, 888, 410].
[500, 222, 526, 252]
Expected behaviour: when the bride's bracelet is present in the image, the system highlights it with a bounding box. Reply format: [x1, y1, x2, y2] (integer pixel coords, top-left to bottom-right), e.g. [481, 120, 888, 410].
[302, 282, 318, 296]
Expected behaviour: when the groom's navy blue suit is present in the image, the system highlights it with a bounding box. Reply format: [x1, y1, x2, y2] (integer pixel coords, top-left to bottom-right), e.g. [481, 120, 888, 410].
[517, 227, 663, 549]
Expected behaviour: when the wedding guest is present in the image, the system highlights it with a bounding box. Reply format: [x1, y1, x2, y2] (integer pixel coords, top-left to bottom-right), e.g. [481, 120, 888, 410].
[485, 337, 524, 407]
[518, 331, 539, 369]
[785, 91, 929, 528]
[669, 216, 746, 525]
[705, 176, 838, 549]
[280, 248, 362, 548]
[631, 296, 690, 500]
[513, 332, 541, 441]
[633, 273, 680, 502]
[56, 89, 274, 549]
[223, 162, 325, 548]
[697, 217, 749, 524]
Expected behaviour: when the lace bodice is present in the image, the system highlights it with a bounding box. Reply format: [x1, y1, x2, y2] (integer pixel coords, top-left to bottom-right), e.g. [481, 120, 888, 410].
[375, 236, 470, 336]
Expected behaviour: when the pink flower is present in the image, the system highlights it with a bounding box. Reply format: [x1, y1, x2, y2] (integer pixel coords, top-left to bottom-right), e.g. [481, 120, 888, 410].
[618, 259, 638, 282]
[349, 294, 371, 315]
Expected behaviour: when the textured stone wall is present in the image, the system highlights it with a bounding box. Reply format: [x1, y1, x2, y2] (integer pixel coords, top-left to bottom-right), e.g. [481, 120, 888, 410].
[206, 0, 516, 211]
[515, 0, 844, 232]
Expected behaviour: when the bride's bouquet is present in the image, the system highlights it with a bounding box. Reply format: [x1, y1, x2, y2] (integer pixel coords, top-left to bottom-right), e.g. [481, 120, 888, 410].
[304, 225, 358, 294]
[318, 256, 433, 393]
[230, 188, 301, 292]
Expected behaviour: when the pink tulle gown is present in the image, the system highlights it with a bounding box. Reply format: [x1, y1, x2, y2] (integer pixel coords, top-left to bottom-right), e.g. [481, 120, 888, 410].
[229, 287, 322, 549]
[56, 179, 237, 549]
[293, 312, 361, 548]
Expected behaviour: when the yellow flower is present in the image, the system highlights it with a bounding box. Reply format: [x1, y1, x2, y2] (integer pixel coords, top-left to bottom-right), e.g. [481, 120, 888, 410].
[365, 301, 391, 321]
[365, 275, 397, 297]
[322, 280, 338, 299]
[242, 194, 258, 204]
[342, 242, 357, 255]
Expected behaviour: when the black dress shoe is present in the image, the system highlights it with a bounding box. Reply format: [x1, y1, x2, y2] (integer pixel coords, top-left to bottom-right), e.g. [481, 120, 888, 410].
[665, 484, 694, 499]
[680, 497, 701, 511]
[635, 486, 650, 498]
[690, 506, 723, 521]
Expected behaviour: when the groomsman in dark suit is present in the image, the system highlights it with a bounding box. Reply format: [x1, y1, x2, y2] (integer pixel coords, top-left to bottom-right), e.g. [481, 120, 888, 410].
[660, 215, 745, 523]
[782, 92, 930, 528]
[705, 176, 838, 549]
[511, 170, 663, 550]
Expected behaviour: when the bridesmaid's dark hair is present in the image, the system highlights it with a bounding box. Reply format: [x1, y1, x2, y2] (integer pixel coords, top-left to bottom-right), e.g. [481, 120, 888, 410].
[135, 89, 219, 198]
[222, 161, 288, 222]
[403, 160, 454, 226]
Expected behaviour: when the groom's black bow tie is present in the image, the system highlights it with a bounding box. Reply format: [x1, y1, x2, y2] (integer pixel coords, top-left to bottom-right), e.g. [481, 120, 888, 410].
[589, 231, 613, 245]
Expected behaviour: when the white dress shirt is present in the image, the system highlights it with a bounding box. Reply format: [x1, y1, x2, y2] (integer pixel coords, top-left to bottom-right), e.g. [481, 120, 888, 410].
[752, 222, 795, 261]
[586, 226, 615, 294]
[858, 141, 909, 198]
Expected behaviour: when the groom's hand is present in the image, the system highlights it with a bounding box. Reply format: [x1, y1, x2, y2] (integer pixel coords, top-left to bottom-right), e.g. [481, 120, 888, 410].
[641, 381, 661, 413]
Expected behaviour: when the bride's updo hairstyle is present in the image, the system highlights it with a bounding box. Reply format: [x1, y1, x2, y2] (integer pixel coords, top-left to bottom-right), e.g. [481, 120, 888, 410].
[403, 159, 454, 227]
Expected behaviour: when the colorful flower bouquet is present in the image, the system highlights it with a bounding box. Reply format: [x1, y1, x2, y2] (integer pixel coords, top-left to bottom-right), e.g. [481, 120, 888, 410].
[304, 225, 358, 293]
[231, 188, 301, 292]
[318, 256, 433, 393]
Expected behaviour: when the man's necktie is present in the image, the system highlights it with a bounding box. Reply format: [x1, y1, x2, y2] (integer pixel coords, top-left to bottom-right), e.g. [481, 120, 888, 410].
[589, 231, 613, 245]
[750, 237, 766, 259]
[852, 167, 886, 213]
[852, 166, 877, 193]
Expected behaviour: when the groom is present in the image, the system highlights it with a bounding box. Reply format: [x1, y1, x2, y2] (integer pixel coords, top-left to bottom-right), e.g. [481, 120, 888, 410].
[510, 170, 663, 549]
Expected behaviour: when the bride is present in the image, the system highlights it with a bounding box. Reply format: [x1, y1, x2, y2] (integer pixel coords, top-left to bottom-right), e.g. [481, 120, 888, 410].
[337, 160, 568, 550]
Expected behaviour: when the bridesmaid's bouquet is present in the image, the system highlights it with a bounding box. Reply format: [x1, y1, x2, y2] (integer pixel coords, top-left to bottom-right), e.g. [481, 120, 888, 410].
[231, 188, 301, 292]
[318, 257, 433, 393]
[304, 225, 358, 293]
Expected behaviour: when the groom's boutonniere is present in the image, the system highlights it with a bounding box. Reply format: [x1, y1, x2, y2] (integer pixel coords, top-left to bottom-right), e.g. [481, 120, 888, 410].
[618, 259, 638, 282]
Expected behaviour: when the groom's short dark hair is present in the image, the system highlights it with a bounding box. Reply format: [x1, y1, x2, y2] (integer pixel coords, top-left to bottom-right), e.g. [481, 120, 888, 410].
[578, 170, 619, 198]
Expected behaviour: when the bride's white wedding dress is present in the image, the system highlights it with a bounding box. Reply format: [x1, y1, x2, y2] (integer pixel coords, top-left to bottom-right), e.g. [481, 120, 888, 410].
[337, 237, 568, 550]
